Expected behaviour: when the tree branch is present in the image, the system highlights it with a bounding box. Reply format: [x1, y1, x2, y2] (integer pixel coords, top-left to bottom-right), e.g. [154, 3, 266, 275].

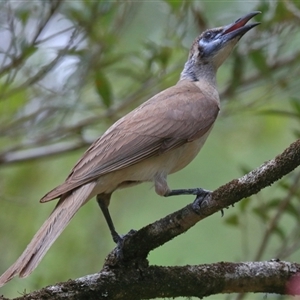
[4, 261, 300, 300]
[0, 140, 88, 164]
[1, 139, 299, 299]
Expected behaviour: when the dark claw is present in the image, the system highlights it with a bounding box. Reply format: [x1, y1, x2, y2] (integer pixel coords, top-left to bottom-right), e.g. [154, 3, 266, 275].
[192, 190, 211, 214]
[115, 229, 137, 260]
[269, 258, 280, 262]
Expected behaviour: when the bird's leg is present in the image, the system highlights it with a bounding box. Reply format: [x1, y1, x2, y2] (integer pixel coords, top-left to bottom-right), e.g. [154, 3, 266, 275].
[164, 187, 211, 197]
[165, 188, 212, 214]
[96, 193, 122, 244]
[165, 188, 226, 217]
[155, 175, 210, 198]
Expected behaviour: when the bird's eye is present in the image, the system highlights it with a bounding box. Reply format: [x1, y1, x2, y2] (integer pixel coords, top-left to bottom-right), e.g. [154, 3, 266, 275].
[203, 31, 213, 40]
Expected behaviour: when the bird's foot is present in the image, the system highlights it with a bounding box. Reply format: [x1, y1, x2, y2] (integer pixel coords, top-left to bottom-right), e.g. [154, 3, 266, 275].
[115, 229, 137, 260]
[192, 189, 212, 215]
[191, 191, 228, 217]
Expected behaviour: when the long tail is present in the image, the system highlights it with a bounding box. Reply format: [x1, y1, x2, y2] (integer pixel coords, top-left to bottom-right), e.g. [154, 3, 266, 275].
[0, 182, 96, 287]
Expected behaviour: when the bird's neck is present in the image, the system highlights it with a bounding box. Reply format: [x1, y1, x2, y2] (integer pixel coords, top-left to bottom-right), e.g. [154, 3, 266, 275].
[178, 60, 220, 106]
[180, 59, 217, 87]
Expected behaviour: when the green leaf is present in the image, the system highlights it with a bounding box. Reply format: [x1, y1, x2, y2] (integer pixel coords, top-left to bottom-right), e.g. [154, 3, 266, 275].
[94, 71, 112, 108]
[285, 202, 300, 219]
[0, 85, 27, 119]
[16, 7, 31, 25]
[143, 41, 172, 71]
[274, 1, 293, 22]
[22, 45, 38, 59]
[224, 214, 239, 227]
[249, 50, 271, 77]
[252, 207, 269, 222]
[255, 2, 269, 20]
[157, 46, 172, 69]
[240, 197, 251, 212]
[163, 0, 183, 11]
[278, 180, 291, 191]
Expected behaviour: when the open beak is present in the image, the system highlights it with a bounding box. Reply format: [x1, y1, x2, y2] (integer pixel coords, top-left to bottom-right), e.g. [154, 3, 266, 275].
[221, 11, 261, 40]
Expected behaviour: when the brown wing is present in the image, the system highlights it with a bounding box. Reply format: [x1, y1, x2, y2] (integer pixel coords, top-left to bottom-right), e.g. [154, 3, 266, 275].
[41, 80, 219, 202]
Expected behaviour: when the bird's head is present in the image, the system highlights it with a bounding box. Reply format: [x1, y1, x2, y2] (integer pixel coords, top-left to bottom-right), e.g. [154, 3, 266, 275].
[182, 11, 260, 81]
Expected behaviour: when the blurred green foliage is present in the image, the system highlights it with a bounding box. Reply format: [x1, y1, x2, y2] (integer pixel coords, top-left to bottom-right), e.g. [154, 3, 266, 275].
[0, 1, 299, 299]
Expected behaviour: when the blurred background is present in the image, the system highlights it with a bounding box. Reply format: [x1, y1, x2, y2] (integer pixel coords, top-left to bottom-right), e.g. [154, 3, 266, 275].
[0, 1, 299, 299]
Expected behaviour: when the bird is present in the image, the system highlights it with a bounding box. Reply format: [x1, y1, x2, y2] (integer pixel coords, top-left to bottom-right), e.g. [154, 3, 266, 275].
[0, 11, 260, 286]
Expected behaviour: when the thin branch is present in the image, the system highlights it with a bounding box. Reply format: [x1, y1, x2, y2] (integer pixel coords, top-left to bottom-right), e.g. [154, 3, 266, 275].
[31, 0, 64, 44]
[0, 1, 63, 77]
[34, 26, 76, 45]
[0, 27, 80, 101]
[0, 140, 87, 164]
[5, 261, 300, 300]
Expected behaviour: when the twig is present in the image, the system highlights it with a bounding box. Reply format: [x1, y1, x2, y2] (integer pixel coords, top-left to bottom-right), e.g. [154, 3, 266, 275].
[0, 27, 80, 101]
[0, 140, 87, 164]
[0, 1, 63, 77]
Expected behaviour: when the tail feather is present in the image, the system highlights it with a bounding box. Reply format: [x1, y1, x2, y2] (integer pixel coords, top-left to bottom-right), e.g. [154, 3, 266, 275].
[0, 182, 96, 287]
